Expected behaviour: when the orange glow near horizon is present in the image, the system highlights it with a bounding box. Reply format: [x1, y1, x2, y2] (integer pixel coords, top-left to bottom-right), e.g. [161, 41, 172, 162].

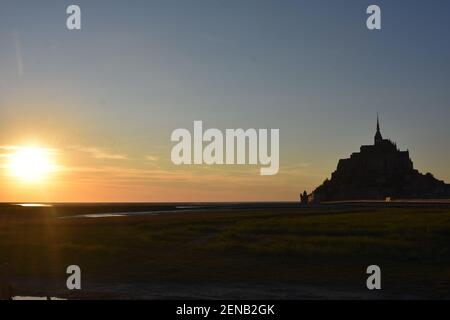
[0, 142, 319, 202]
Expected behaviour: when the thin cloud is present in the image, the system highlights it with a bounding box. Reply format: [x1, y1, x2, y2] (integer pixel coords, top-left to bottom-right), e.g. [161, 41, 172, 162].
[70, 146, 128, 160]
[145, 155, 160, 162]
[0, 145, 58, 154]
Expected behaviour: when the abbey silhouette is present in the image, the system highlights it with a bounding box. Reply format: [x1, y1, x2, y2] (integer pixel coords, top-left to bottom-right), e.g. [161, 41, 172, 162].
[309, 116, 450, 203]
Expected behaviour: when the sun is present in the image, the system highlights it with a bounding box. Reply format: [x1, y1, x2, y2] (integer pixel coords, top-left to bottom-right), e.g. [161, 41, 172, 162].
[6, 146, 57, 183]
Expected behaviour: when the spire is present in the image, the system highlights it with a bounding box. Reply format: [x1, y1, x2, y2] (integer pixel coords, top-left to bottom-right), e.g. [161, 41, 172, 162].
[377, 113, 380, 133]
[374, 113, 383, 144]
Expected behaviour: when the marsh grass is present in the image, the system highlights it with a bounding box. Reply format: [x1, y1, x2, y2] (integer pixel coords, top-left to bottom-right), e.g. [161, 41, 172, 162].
[1, 205, 450, 297]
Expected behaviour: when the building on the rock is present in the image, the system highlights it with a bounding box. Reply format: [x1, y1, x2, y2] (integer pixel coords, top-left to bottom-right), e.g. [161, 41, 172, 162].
[309, 116, 450, 203]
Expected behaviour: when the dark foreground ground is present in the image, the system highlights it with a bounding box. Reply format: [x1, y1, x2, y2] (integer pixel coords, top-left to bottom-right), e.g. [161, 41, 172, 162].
[1, 202, 450, 299]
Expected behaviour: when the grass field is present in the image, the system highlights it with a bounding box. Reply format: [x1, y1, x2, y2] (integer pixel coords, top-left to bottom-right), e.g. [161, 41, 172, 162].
[1, 204, 450, 299]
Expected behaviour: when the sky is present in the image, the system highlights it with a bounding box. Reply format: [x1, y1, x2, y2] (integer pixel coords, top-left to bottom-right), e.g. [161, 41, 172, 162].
[0, 0, 449, 202]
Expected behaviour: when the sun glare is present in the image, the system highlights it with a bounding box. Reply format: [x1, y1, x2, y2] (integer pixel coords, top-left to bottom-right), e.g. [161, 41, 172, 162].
[6, 147, 57, 183]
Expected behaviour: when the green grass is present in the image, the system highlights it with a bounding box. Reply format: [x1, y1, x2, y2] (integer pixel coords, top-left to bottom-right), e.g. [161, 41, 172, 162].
[1, 205, 450, 298]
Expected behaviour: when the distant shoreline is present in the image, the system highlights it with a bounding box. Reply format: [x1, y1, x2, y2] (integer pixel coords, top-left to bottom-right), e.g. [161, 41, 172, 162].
[2, 200, 450, 220]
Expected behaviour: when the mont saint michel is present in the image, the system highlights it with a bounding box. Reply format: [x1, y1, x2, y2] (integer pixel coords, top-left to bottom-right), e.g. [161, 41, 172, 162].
[309, 117, 450, 203]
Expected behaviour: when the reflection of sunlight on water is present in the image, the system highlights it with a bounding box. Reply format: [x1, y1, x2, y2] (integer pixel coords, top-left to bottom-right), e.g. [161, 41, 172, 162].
[83, 214, 125, 218]
[13, 296, 65, 300]
[15, 203, 52, 207]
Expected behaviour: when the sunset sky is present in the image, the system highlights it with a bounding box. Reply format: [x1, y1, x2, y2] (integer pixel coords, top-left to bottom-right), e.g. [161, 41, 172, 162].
[1, 0, 450, 202]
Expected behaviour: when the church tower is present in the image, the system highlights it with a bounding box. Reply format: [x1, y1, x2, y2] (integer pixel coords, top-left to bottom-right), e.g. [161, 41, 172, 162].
[374, 114, 383, 144]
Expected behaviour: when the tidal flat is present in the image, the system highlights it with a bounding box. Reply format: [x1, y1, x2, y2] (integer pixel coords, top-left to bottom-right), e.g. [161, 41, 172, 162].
[1, 203, 450, 299]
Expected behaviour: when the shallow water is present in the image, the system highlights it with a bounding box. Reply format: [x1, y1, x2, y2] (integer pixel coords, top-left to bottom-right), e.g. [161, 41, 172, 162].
[15, 203, 53, 207]
[12, 296, 65, 300]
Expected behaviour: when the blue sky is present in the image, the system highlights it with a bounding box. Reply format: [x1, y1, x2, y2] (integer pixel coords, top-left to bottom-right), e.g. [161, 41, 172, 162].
[1, 0, 449, 201]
